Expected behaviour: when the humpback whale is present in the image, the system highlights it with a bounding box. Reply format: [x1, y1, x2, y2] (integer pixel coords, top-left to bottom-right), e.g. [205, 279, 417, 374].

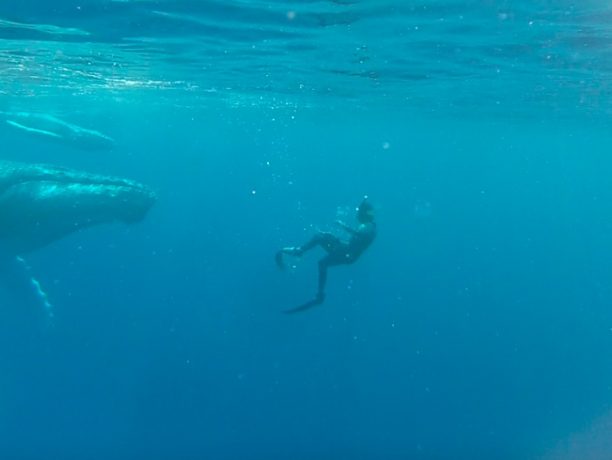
[0, 111, 115, 152]
[0, 160, 156, 314]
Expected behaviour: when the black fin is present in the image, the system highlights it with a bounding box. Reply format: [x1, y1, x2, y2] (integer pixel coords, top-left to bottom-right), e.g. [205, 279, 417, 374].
[283, 293, 325, 314]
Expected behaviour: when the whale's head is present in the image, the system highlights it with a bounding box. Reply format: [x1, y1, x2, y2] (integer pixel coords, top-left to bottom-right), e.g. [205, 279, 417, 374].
[0, 161, 156, 255]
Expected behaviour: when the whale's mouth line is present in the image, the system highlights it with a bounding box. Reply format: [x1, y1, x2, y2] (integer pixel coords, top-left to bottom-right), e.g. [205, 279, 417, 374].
[0, 162, 154, 197]
[1, 176, 149, 194]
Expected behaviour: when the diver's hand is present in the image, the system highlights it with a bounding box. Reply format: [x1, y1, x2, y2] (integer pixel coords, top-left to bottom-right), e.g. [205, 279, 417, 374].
[335, 220, 357, 235]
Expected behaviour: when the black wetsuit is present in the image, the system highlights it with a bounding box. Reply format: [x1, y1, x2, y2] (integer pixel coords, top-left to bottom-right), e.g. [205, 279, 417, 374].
[279, 221, 376, 312]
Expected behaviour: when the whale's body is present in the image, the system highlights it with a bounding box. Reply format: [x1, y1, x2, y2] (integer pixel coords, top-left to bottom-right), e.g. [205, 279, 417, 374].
[1, 111, 115, 151]
[0, 161, 156, 312]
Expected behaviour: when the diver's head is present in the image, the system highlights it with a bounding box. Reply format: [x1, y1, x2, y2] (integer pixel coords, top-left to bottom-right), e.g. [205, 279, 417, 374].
[356, 197, 374, 223]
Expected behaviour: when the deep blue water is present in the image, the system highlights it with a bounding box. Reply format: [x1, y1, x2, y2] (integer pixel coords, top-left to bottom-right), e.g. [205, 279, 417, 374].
[2, 1, 612, 459]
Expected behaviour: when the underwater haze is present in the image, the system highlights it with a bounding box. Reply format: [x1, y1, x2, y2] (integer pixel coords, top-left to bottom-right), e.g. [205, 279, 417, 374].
[1, 1, 612, 459]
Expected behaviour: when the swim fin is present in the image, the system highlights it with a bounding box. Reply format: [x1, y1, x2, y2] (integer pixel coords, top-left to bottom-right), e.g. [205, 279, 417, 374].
[283, 293, 325, 314]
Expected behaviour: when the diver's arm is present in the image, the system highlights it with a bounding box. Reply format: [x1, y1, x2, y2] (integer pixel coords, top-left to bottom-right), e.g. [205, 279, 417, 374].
[334, 220, 358, 235]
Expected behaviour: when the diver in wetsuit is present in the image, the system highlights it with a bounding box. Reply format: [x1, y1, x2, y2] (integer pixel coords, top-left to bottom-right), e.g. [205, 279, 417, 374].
[276, 198, 377, 312]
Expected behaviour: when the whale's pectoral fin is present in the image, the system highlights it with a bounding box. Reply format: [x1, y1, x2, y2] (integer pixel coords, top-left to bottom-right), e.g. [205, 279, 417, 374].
[0, 257, 53, 316]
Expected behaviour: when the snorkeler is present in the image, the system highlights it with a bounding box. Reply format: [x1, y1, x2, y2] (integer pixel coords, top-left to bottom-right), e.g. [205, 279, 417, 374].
[275, 197, 377, 313]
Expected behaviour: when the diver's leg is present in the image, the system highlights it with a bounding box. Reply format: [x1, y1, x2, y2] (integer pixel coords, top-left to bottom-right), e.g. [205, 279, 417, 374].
[302, 232, 341, 254]
[282, 254, 345, 313]
[317, 259, 328, 302]
[316, 253, 348, 300]
[282, 258, 328, 313]
[276, 233, 341, 269]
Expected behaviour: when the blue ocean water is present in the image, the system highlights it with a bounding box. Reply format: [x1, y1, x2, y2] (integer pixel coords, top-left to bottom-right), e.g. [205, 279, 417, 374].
[1, 1, 612, 459]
